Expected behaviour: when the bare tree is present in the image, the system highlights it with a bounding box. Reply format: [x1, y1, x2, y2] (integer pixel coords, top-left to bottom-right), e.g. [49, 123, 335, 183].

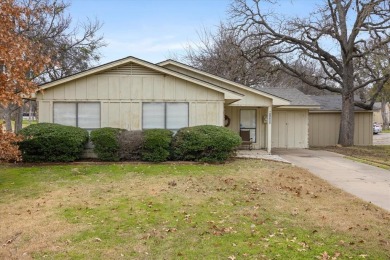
[366, 42, 390, 129]
[1, 0, 105, 132]
[20, 0, 105, 82]
[380, 89, 390, 130]
[184, 24, 271, 86]
[230, 0, 390, 146]
[184, 23, 326, 95]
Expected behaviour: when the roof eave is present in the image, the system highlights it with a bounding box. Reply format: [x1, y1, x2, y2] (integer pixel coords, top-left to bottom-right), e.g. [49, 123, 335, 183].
[158, 60, 291, 105]
[309, 109, 374, 113]
[276, 105, 321, 110]
[37, 56, 244, 102]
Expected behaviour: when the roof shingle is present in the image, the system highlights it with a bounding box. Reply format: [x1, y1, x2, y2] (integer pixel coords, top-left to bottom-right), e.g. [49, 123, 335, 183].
[309, 95, 380, 111]
[254, 87, 320, 106]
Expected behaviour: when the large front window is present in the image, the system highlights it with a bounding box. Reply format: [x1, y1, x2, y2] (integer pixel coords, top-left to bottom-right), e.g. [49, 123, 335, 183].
[53, 102, 100, 130]
[240, 109, 256, 142]
[142, 102, 188, 131]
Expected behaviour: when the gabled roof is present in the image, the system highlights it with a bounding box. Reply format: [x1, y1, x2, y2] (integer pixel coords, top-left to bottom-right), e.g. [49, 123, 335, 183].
[38, 56, 244, 102]
[255, 87, 320, 107]
[310, 95, 379, 111]
[158, 59, 290, 106]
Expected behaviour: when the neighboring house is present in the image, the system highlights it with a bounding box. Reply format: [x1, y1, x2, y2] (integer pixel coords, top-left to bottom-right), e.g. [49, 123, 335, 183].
[309, 95, 374, 146]
[35, 56, 321, 154]
[373, 101, 389, 126]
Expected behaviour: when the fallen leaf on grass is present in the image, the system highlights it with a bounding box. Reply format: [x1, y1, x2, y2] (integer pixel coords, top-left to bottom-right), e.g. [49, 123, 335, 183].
[162, 227, 177, 233]
[321, 251, 329, 260]
[2, 232, 22, 246]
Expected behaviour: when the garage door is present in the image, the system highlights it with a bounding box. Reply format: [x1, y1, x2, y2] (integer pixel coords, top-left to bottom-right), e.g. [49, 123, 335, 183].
[272, 110, 308, 148]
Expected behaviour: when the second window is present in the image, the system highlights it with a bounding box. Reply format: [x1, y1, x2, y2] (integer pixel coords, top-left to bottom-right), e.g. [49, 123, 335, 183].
[142, 102, 189, 131]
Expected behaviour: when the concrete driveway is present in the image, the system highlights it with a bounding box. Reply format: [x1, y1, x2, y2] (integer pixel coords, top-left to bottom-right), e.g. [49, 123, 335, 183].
[274, 149, 390, 212]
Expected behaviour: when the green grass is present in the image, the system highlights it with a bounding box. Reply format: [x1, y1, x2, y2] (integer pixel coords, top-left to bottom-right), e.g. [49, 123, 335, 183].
[1, 161, 389, 259]
[6, 119, 37, 130]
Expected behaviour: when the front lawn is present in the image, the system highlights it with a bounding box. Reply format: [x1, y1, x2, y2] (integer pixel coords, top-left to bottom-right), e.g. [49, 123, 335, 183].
[0, 160, 389, 259]
[322, 146, 390, 170]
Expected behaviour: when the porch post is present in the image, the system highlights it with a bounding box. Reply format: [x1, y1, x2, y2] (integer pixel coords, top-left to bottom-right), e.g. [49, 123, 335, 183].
[267, 106, 272, 154]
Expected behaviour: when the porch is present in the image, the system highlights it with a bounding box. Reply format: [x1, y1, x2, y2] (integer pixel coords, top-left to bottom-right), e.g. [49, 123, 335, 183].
[225, 106, 273, 154]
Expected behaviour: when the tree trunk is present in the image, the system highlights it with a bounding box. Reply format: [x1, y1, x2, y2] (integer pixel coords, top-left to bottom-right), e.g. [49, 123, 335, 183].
[28, 100, 33, 122]
[381, 100, 389, 130]
[3, 105, 13, 132]
[338, 91, 355, 146]
[14, 106, 23, 133]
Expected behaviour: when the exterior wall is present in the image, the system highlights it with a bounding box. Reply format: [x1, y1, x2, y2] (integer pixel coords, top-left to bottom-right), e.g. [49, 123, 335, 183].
[37, 62, 225, 129]
[164, 64, 273, 107]
[309, 112, 373, 146]
[271, 110, 309, 148]
[373, 111, 383, 125]
[373, 103, 389, 126]
[224, 107, 309, 149]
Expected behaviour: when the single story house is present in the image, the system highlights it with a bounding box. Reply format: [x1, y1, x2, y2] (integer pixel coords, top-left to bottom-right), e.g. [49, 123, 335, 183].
[36, 56, 322, 153]
[308, 95, 374, 146]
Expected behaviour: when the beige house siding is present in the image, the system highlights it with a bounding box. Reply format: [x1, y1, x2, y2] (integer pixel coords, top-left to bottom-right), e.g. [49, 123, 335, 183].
[37, 63, 225, 130]
[271, 110, 309, 148]
[309, 112, 373, 146]
[373, 110, 383, 125]
[163, 64, 274, 107]
[38, 101, 51, 123]
[224, 107, 309, 149]
[373, 103, 389, 125]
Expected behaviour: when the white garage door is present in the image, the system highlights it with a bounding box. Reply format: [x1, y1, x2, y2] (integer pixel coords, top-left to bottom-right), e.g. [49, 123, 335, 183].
[272, 110, 309, 148]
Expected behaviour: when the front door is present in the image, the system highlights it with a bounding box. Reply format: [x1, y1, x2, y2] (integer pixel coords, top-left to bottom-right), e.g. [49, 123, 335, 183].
[240, 109, 257, 143]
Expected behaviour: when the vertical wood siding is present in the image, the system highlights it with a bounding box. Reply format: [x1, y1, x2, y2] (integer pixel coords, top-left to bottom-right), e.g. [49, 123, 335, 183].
[38, 101, 51, 123]
[271, 110, 309, 148]
[164, 64, 272, 107]
[309, 112, 373, 146]
[37, 63, 224, 129]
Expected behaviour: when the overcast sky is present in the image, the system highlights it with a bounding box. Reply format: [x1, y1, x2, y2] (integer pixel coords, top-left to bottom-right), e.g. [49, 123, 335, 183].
[68, 0, 318, 64]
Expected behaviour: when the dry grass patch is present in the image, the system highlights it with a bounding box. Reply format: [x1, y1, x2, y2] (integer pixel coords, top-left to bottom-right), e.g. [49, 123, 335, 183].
[320, 146, 390, 170]
[0, 160, 389, 259]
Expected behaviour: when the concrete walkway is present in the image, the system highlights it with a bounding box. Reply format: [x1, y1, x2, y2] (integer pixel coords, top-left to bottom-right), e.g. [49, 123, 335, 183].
[274, 149, 390, 212]
[235, 150, 290, 163]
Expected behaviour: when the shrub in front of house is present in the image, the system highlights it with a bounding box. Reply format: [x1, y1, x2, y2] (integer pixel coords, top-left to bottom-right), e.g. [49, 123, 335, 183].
[18, 123, 89, 162]
[118, 130, 144, 161]
[172, 125, 241, 163]
[141, 129, 173, 162]
[90, 127, 122, 161]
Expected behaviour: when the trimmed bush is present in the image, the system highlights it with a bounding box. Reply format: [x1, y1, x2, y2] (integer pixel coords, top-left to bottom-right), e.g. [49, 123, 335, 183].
[141, 129, 173, 162]
[118, 130, 144, 161]
[172, 125, 241, 163]
[90, 127, 122, 161]
[18, 123, 89, 162]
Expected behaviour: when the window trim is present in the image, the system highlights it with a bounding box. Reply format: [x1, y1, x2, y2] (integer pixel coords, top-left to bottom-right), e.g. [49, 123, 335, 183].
[142, 102, 189, 131]
[53, 102, 101, 130]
